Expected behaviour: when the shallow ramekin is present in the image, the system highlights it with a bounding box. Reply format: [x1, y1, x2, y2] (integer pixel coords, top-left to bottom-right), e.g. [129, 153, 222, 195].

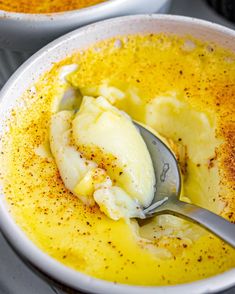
[0, 14, 235, 294]
[0, 0, 171, 88]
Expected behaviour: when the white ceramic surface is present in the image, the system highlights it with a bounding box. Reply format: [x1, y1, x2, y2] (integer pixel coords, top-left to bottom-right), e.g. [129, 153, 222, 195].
[0, 0, 171, 52]
[0, 15, 235, 294]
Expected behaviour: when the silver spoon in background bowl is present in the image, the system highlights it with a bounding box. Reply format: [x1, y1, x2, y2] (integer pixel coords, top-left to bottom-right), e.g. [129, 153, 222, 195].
[135, 122, 235, 248]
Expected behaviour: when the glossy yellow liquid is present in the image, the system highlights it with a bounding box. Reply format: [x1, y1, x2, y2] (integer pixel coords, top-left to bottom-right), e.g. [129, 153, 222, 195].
[0, 0, 105, 13]
[1, 34, 235, 285]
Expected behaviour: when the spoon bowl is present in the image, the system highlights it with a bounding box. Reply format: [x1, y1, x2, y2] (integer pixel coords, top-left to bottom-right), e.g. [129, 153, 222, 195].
[136, 122, 235, 248]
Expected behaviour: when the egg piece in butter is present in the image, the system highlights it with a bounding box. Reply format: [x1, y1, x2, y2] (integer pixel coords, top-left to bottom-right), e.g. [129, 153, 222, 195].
[50, 96, 155, 220]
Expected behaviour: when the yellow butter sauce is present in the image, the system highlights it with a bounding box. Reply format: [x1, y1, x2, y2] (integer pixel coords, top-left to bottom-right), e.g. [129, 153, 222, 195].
[0, 0, 105, 14]
[0, 34, 235, 285]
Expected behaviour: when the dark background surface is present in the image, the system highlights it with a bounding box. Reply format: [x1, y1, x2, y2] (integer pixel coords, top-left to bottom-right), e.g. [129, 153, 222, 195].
[0, 0, 234, 293]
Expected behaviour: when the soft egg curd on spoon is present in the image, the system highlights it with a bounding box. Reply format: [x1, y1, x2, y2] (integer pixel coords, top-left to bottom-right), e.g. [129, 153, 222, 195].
[49, 95, 155, 220]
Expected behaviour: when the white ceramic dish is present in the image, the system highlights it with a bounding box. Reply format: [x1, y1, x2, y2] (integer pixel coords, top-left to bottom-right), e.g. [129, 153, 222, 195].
[0, 14, 234, 294]
[0, 0, 171, 52]
[0, 0, 171, 89]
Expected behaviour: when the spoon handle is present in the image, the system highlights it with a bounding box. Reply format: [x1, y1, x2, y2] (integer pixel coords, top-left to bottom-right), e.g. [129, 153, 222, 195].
[155, 200, 235, 248]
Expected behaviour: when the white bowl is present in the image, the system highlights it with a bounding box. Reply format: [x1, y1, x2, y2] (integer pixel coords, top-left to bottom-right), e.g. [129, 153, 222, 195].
[0, 14, 235, 294]
[0, 0, 171, 88]
[0, 0, 171, 52]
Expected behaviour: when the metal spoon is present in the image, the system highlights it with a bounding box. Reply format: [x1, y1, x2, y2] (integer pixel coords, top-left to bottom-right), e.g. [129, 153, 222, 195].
[59, 92, 235, 248]
[135, 122, 235, 248]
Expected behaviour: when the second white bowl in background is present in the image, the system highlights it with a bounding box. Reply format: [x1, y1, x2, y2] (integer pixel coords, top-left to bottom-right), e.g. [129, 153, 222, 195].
[0, 0, 171, 88]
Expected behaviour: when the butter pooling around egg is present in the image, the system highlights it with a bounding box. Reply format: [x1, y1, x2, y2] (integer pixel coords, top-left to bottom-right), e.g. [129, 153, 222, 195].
[49, 95, 155, 220]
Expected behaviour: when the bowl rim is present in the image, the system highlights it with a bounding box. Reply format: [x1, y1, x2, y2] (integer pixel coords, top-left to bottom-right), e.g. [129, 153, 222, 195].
[0, 0, 130, 21]
[0, 14, 235, 294]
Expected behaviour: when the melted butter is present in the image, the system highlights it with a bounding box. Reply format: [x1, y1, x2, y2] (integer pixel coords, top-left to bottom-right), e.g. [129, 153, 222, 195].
[1, 34, 235, 285]
[0, 0, 105, 13]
